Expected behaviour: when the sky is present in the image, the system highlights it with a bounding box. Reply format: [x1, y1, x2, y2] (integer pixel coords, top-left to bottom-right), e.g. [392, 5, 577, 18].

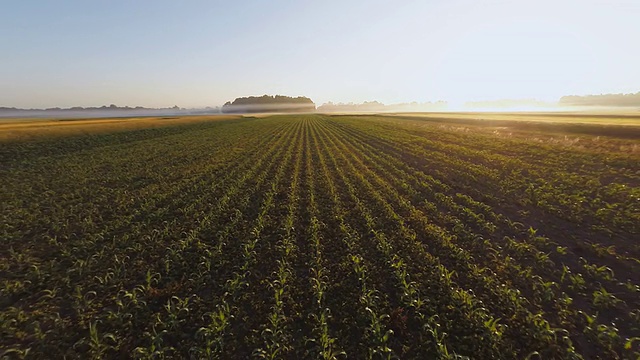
[1, 0, 639, 108]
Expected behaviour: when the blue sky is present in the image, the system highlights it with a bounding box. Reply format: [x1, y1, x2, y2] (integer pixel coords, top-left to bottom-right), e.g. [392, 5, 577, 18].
[2, 0, 639, 108]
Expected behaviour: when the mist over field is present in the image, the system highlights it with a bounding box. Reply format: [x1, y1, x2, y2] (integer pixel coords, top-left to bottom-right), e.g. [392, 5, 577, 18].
[3, 91, 639, 119]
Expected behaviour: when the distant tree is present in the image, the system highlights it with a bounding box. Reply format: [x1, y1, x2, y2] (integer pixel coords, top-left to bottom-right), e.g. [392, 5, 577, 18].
[221, 95, 316, 113]
[559, 91, 640, 107]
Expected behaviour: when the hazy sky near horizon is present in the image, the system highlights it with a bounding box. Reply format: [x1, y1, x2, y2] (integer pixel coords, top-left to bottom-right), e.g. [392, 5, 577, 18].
[2, 0, 639, 108]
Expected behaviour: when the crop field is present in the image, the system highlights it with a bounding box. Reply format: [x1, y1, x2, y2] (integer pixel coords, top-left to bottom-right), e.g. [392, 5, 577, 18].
[1, 114, 640, 359]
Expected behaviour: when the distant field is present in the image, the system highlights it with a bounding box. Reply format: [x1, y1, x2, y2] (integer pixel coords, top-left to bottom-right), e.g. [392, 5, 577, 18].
[387, 111, 640, 125]
[0, 115, 241, 142]
[1, 114, 639, 358]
